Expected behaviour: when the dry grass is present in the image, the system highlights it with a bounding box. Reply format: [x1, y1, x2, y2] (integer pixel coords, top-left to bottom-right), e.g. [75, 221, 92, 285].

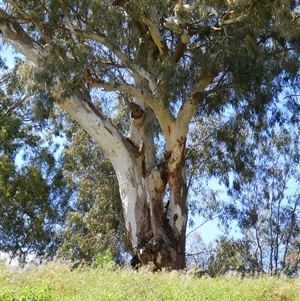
[1, 260, 299, 301]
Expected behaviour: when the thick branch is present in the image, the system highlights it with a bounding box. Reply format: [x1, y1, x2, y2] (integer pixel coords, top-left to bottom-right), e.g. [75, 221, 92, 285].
[5, 0, 50, 42]
[77, 30, 157, 92]
[0, 10, 132, 169]
[55, 88, 132, 164]
[175, 92, 204, 139]
[141, 12, 169, 62]
[172, 41, 187, 63]
[219, 14, 245, 26]
[84, 70, 159, 112]
[191, 72, 218, 95]
[0, 9, 46, 63]
[174, 73, 216, 141]
[58, 7, 157, 94]
[84, 70, 174, 139]
[83, 70, 154, 105]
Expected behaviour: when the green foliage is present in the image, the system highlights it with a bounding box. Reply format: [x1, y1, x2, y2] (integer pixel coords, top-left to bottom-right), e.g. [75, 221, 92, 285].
[0, 285, 52, 301]
[207, 237, 260, 277]
[95, 250, 116, 270]
[186, 234, 260, 278]
[6, 0, 299, 115]
[0, 63, 73, 263]
[57, 122, 127, 265]
[209, 114, 300, 275]
[1, 0, 300, 271]
[0, 261, 299, 301]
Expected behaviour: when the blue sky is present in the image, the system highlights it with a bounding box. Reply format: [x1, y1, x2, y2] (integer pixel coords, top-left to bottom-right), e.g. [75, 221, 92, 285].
[3, 40, 299, 254]
[0, 43, 235, 248]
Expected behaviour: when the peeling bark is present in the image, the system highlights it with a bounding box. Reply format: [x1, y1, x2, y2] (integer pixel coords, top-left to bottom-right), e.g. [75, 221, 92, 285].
[0, 4, 212, 270]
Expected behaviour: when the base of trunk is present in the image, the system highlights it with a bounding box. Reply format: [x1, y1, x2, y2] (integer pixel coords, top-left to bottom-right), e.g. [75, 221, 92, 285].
[130, 236, 186, 270]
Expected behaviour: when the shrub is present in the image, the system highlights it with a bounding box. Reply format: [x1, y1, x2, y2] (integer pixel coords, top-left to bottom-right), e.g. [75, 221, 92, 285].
[94, 249, 116, 270]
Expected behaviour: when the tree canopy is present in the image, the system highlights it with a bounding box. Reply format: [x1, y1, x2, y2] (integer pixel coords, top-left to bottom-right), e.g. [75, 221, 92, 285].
[0, 59, 72, 263]
[0, 0, 300, 269]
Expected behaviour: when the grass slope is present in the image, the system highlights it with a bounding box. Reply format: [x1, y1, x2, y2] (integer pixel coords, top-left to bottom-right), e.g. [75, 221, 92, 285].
[1, 261, 299, 301]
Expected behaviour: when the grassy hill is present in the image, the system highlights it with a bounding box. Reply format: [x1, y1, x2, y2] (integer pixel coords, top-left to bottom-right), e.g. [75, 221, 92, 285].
[0, 260, 299, 301]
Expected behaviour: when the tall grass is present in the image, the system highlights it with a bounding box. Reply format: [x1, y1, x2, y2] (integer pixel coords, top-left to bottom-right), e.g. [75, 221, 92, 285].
[0, 260, 299, 301]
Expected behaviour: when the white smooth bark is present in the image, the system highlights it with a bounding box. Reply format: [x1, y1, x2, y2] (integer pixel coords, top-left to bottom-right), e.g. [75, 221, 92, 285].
[0, 11, 144, 247]
[0, 5, 214, 268]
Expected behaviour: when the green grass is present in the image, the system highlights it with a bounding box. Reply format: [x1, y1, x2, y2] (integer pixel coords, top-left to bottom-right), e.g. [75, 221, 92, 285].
[0, 260, 299, 301]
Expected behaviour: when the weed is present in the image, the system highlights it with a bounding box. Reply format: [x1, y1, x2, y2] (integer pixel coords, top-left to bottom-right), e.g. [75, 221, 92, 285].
[0, 284, 52, 301]
[0, 261, 299, 301]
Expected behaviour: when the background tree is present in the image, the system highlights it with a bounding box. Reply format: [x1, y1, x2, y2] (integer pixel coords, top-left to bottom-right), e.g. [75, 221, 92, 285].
[186, 234, 259, 277]
[186, 115, 225, 232]
[0, 61, 72, 264]
[206, 237, 258, 277]
[211, 102, 300, 275]
[0, 0, 300, 269]
[58, 121, 128, 265]
[0, 58, 128, 266]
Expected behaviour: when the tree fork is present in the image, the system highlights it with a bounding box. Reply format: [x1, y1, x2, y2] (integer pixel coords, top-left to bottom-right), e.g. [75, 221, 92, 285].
[126, 97, 187, 270]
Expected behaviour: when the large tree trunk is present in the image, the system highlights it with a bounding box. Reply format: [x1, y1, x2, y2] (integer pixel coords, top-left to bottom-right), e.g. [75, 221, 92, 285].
[117, 155, 188, 270]
[0, 9, 201, 270]
[57, 86, 188, 270]
[117, 81, 188, 269]
[55, 87, 188, 270]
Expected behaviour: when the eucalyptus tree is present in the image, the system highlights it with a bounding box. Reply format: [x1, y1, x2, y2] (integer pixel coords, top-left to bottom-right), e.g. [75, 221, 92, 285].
[223, 123, 300, 275]
[0, 63, 72, 264]
[58, 121, 127, 265]
[0, 0, 299, 269]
